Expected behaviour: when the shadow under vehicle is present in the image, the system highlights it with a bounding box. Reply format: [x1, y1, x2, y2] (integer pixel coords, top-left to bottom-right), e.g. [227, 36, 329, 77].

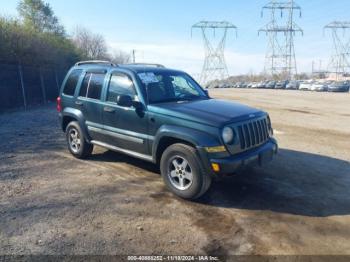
[197, 148, 350, 217]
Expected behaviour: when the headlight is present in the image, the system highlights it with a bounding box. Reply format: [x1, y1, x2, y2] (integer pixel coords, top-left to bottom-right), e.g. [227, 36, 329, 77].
[222, 127, 234, 144]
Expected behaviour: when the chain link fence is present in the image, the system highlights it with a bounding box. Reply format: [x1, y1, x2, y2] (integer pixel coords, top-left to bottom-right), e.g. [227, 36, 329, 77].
[0, 63, 68, 111]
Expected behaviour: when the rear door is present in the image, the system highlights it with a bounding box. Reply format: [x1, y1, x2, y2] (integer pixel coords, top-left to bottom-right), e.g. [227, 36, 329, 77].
[61, 69, 83, 110]
[76, 69, 107, 141]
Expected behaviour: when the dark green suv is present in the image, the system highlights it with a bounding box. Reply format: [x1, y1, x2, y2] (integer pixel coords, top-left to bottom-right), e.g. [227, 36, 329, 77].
[57, 61, 278, 199]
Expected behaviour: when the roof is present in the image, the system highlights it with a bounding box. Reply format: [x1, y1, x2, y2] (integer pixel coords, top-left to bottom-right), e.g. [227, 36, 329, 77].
[73, 61, 183, 75]
[119, 65, 183, 74]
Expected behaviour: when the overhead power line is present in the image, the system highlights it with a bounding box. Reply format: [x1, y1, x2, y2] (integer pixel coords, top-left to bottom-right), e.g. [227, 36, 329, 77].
[259, 0, 303, 80]
[192, 21, 237, 85]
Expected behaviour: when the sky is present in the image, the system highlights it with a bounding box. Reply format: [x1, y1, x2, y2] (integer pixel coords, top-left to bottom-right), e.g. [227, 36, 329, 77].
[1, 0, 350, 76]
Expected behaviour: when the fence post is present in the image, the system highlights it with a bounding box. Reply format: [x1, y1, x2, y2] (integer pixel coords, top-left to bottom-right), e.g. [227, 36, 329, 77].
[18, 64, 27, 110]
[39, 67, 47, 104]
[54, 68, 60, 94]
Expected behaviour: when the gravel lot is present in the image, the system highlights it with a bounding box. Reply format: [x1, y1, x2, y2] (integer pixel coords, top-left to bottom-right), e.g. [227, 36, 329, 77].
[0, 89, 349, 257]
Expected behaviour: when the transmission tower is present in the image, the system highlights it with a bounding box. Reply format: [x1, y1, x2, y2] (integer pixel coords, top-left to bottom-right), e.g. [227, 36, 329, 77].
[324, 21, 350, 80]
[192, 21, 237, 85]
[259, 1, 303, 80]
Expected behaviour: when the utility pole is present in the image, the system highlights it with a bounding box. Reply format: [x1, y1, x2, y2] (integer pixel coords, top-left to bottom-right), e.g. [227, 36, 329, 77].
[132, 49, 136, 63]
[324, 21, 350, 81]
[192, 21, 237, 85]
[259, 0, 303, 80]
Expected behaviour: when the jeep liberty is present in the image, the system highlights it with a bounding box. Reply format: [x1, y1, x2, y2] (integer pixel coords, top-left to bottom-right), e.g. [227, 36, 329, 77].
[57, 61, 278, 199]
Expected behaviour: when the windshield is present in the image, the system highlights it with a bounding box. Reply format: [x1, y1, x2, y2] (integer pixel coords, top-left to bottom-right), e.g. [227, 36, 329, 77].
[138, 71, 208, 104]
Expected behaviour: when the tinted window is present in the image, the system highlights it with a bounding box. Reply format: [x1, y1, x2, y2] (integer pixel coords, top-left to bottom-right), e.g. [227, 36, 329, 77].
[78, 72, 105, 100]
[63, 69, 82, 96]
[107, 73, 136, 103]
[79, 73, 90, 97]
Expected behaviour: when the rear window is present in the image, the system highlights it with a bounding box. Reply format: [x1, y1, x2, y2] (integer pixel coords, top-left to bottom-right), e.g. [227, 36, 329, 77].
[63, 69, 82, 96]
[79, 72, 106, 100]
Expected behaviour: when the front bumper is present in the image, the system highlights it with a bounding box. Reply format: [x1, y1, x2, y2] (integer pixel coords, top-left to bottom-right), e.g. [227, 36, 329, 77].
[199, 138, 278, 176]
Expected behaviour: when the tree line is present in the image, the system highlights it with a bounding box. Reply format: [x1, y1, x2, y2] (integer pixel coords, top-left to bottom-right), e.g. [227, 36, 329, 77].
[0, 0, 130, 68]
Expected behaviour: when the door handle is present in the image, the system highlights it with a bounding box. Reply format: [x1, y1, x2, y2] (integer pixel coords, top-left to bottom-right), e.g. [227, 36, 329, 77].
[104, 107, 116, 113]
[75, 101, 83, 106]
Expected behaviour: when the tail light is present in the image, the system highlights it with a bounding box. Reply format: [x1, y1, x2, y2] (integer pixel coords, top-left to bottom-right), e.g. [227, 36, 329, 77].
[56, 97, 62, 112]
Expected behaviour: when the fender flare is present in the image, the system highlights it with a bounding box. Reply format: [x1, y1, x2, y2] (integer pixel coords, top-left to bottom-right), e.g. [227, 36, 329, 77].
[152, 125, 221, 160]
[61, 108, 91, 142]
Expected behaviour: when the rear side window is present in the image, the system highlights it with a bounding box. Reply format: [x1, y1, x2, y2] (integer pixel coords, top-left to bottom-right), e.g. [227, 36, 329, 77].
[79, 72, 106, 100]
[63, 69, 82, 96]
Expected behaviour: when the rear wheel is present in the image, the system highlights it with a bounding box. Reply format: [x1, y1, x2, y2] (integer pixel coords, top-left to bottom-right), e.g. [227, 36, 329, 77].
[160, 143, 211, 200]
[66, 121, 93, 159]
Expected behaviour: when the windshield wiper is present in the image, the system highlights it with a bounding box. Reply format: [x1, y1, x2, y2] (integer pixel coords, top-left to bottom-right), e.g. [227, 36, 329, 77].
[150, 95, 207, 104]
[176, 95, 206, 102]
[150, 98, 181, 104]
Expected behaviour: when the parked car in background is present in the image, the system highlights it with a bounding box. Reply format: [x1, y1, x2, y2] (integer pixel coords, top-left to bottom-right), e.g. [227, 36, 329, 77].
[299, 81, 314, 91]
[275, 80, 289, 89]
[265, 81, 276, 89]
[257, 81, 266, 88]
[251, 82, 259, 88]
[328, 81, 350, 92]
[286, 81, 300, 90]
[236, 82, 244, 88]
[310, 82, 329, 92]
[242, 82, 249, 88]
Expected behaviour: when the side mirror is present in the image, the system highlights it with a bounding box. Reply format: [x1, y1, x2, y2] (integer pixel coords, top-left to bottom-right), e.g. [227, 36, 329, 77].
[133, 101, 144, 110]
[204, 89, 210, 97]
[117, 95, 133, 107]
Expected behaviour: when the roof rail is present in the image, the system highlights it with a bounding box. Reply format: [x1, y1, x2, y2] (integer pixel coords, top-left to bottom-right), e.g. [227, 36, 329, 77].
[124, 63, 166, 68]
[75, 60, 116, 67]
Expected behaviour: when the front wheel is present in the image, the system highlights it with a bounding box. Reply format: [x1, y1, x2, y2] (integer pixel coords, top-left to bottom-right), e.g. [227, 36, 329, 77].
[160, 143, 211, 200]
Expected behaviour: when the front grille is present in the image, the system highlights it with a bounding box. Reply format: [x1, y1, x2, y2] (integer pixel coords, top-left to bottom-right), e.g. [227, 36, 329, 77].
[237, 118, 269, 150]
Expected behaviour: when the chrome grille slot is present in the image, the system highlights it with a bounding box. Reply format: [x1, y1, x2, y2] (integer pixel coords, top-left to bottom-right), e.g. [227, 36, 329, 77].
[238, 117, 270, 151]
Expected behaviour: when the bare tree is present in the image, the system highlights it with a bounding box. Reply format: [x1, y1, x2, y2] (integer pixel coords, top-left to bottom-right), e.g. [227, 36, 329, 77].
[110, 50, 131, 64]
[72, 26, 108, 60]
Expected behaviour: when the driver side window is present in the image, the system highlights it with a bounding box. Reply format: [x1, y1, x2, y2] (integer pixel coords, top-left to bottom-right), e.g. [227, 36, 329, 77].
[107, 73, 136, 103]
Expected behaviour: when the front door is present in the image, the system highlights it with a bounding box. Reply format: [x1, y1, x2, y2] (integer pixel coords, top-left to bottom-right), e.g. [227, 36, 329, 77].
[101, 72, 150, 155]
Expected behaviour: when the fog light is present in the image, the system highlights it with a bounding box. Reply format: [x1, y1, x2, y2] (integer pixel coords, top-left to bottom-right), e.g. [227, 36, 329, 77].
[211, 163, 220, 172]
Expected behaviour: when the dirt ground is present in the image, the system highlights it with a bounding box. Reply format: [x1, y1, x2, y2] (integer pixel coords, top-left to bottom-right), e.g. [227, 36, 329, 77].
[0, 89, 349, 257]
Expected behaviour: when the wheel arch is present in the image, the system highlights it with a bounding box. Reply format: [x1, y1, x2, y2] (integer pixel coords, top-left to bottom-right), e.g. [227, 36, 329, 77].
[152, 125, 220, 164]
[61, 108, 91, 142]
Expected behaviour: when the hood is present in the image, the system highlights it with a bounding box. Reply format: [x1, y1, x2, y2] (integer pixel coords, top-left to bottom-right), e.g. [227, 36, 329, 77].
[148, 99, 264, 127]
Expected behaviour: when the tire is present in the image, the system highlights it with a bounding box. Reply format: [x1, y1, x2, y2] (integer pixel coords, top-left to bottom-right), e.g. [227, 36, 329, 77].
[160, 143, 212, 200]
[66, 121, 93, 159]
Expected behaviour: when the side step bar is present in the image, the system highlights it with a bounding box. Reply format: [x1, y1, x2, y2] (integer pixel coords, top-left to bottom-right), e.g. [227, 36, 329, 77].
[91, 140, 154, 163]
